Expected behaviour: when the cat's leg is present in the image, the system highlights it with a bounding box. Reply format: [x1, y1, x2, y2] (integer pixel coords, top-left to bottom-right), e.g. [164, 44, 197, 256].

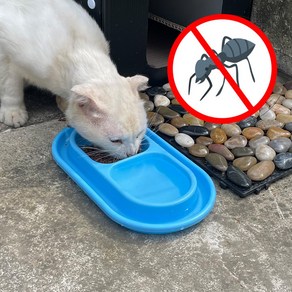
[0, 58, 28, 127]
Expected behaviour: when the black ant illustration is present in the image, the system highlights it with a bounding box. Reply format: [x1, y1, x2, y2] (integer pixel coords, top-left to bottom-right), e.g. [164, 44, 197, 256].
[188, 36, 256, 101]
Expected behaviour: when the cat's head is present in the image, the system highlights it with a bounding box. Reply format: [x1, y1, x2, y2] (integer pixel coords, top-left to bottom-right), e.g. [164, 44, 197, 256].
[65, 75, 148, 158]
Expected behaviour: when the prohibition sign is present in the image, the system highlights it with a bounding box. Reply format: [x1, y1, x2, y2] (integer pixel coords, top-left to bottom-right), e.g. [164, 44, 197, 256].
[168, 14, 277, 124]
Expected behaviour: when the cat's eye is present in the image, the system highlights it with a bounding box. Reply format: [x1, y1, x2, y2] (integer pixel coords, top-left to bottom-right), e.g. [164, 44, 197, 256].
[110, 138, 122, 144]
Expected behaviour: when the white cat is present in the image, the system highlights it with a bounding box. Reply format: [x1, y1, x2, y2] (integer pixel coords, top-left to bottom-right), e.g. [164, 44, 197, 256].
[0, 0, 148, 158]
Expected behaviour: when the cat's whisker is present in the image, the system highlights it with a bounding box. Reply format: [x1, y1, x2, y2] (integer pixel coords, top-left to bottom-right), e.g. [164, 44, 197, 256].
[76, 149, 94, 160]
[82, 148, 118, 156]
[80, 146, 99, 151]
[147, 120, 159, 133]
[91, 152, 115, 159]
[146, 108, 158, 128]
[146, 106, 167, 134]
[147, 122, 160, 134]
[80, 144, 115, 152]
[260, 95, 282, 116]
[153, 125, 161, 134]
[80, 146, 122, 163]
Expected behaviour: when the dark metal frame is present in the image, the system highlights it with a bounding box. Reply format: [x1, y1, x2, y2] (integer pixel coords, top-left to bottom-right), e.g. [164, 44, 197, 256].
[75, 0, 254, 85]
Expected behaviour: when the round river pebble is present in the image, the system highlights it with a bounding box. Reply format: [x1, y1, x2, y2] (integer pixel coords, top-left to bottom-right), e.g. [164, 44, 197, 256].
[247, 161, 275, 181]
[282, 98, 292, 109]
[210, 128, 227, 144]
[232, 147, 254, 157]
[171, 117, 188, 128]
[226, 165, 252, 188]
[188, 144, 209, 158]
[204, 122, 221, 131]
[144, 100, 154, 112]
[157, 106, 180, 119]
[179, 125, 209, 137]
[256, 119, 284, 130]
[271, 104, 290, 115]
[169, 104, 188, 115]
[233, 156, 257, 171]
[205, 153, 228, 172]
[224, 135, 247, 149]
[249, 135, 270, 150]
[259, 108, 276, 121]
[237, 116, 257, 129]
[208, 144, 234, 160]
[285, 89, 292, 99]
[147, 112, 164, 126]
[255, 144, 276, 161]
[267, 127, 291, 140]
[158, 123, 178, 137]
[242, 127, 264, 140]
[277, 113, 292, 124]
[174, 133, 194, 148]
[267, 94, 284, 106]
[154, 95, 170, 107]
[274, 153, 292, 170]
[146, 86, 166, 97]
[284, 122, 292, 132]
[221, 124, 242, 137]
[269, 137, 292, 153]
[171, 99, 180, 105]
[162, 83, 171, 91]
[183, 114, 204, 126]
[166, 91, 175, 99]
[196, 136, 213, 146]
[139, 92, 149, 101]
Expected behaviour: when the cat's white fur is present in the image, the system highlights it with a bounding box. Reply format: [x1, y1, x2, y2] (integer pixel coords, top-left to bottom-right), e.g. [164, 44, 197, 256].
[0, 0, 148, 158]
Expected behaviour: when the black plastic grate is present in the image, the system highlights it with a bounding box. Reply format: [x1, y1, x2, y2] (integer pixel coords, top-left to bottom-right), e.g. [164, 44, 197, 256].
[155, 131, 292, 198]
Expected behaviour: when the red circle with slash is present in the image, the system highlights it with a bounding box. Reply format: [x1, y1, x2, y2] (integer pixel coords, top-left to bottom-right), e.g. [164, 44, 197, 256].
[168, 14, 277, 124]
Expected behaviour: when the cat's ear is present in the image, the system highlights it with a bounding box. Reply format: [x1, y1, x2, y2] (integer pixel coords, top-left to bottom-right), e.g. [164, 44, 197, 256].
[127, 75, 149, 92]
[71, 84, 105, 118]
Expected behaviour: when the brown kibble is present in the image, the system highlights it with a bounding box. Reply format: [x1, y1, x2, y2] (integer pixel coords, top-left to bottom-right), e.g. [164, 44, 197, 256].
[82, 146, 120, 163]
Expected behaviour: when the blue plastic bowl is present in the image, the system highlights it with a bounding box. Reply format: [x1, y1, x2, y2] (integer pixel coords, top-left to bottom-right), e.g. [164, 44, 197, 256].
[52, 128, 216, 234]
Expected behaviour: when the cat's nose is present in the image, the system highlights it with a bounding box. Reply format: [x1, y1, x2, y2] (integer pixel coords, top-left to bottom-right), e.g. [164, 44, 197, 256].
[126, 150, 135, 157]
[126, 145, 137, 157]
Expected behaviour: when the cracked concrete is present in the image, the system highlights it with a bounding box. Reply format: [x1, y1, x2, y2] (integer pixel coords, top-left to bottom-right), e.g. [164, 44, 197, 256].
[0, 88, 292, 292]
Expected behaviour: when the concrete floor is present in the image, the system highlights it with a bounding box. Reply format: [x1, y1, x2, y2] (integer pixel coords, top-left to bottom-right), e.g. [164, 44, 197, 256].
[0, 86, 291, 292]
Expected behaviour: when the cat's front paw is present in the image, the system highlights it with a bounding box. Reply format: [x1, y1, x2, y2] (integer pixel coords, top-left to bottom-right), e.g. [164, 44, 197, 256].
[0, 107, 28, 128]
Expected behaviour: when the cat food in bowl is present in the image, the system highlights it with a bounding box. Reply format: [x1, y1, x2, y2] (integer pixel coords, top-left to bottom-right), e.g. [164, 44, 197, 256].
[52, 127, 216, 234]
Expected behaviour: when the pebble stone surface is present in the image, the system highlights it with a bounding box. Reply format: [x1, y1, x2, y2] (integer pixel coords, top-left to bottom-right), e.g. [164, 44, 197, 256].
[174, 133, 194, 148]
[145, 81, 292, 192]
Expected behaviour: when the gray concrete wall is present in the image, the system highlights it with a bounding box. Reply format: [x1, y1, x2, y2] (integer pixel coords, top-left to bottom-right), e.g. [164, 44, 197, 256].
[251, 0, 292, 76]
